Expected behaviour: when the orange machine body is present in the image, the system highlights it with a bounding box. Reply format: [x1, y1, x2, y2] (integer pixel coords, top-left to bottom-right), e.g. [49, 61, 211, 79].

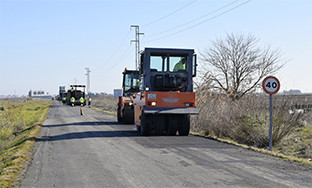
[134, 91, 197, 126]
[118, 96, 133, 117]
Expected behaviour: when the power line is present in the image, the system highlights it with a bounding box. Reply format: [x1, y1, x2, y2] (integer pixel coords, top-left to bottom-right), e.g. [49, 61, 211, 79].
[143, 0, 252, 44]
[92, 30, 131, 75]
[100, 26, 143, 75]
[146, 0, 240, 38]
[142, 0, 198, 28]
[97, 1, 198, 74]
[105, 30, 131, 65]
[119, 45, 133, 64]
[101, 45, 132, 74]
[98, 0, 251, 76]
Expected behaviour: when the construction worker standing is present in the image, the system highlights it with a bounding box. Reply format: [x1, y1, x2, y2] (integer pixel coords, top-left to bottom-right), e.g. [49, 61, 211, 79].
[88, 97, 92, 108]
[70, 97, 75, 107]
[79, 97, 84, 107]
[62, 96, 66, 105]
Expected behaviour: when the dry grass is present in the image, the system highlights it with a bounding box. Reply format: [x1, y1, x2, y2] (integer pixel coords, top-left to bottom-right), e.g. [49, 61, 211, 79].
[191, 92, 311, 161]
[191, 131, 312, 167]
[0, 99, 51, 187]
[92, 95, 117, 114]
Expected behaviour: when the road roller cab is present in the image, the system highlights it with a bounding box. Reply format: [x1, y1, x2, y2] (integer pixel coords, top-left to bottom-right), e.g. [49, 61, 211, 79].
[133, 47, 199, 136]
[117, 68, 140, 124]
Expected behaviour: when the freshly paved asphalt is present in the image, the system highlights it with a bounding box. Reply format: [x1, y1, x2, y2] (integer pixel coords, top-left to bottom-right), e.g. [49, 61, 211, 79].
[20, 101, 312, 187]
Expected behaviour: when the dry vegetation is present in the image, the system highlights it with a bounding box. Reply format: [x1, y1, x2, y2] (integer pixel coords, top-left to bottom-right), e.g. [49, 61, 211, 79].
[191, 92, 312, 160]
[0, 99, 51, 187]
[194, 33, 311, 162]
[91, 95, 117, 114]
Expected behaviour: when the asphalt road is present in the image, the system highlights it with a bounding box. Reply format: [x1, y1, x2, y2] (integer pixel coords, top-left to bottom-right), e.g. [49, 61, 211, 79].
[21, 101, 312, 188]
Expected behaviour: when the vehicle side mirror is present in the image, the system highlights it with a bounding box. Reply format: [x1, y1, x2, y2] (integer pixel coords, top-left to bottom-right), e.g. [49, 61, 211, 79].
[192, 54, 197, 77]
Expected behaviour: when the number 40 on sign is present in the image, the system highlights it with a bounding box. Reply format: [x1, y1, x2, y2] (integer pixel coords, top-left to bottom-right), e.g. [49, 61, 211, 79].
[262, 76, 280, 95]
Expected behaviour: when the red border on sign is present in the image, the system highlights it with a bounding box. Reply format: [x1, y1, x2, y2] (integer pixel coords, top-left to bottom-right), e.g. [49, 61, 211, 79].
[262, 76, 280, 95]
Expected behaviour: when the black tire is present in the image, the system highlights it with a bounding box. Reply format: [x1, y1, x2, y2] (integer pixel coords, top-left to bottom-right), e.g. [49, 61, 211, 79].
[124, 109, 134, 124]
[167, 125, 177, 136]
[117, 107, 123, 122]
[178, 115, 190, 136]
[154, 115, 165, 135]
[167, 123, 178, 136]
[140, 113, 150, 136]
[167, 115, 178, 136]
[136, 125, 141, 133]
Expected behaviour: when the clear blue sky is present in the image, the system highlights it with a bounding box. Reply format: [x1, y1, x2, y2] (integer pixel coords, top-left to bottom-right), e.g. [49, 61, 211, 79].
[0, 0, 311, 96]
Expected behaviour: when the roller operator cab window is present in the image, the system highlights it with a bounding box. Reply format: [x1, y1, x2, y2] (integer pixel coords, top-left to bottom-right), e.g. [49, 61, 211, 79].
[124, 73, 140, 92]
[150, 56, 165, 72]
[150, 55, 188, 72]
[170, 56, 187, 72]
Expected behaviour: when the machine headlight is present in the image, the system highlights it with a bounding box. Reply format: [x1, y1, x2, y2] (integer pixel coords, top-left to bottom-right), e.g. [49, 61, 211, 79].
[185, 103, 190, 107]
[129, 102, 133, 106]
[151, 102, 157, 106]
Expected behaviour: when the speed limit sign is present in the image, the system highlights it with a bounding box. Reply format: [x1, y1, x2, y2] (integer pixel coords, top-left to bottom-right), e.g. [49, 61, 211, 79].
[262, 76, 280, 95]
[262, 76, 280, 150]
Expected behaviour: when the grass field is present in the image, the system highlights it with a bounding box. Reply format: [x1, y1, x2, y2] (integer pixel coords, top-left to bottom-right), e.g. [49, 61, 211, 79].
[0, 99, 51, 187]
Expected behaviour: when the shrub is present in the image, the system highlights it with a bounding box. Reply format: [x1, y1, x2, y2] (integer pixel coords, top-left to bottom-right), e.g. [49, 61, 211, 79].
[192, 93, 307, 148]
[276, 126, 312, 158]
[232, 113, 270, 147]
[92, 96, 117, 113]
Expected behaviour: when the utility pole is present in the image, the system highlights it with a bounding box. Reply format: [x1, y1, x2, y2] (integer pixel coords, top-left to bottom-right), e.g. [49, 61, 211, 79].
[130, 25, 144, 70]
[85, 68, 91, 94]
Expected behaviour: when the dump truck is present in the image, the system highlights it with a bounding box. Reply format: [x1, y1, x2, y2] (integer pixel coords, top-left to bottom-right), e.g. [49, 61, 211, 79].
[66, 85, 86, 106]
[117, 68, 140, 123]
[133, 47, 199, 136]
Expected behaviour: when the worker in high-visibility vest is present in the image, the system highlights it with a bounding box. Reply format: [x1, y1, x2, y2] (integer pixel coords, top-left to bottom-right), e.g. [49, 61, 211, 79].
[79, 97, 84, 107]
[88, 97, 92, 108]
[173, 57, 186, 72]
[70, 97, 75, 107]
[71, 88, 74, 92]
[62, 96, 66, 105]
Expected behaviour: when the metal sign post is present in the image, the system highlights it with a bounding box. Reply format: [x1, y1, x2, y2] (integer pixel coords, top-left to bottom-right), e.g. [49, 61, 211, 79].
[269, 94, 273, 150]
[262, 76, 280, 151]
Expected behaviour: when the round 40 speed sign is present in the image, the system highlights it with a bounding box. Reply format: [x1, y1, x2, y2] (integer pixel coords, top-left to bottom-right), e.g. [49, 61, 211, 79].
[262, 76, 280, 95]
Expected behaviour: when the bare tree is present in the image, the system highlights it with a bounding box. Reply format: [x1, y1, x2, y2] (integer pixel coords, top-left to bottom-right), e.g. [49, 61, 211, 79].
[199, 33, 285, 100]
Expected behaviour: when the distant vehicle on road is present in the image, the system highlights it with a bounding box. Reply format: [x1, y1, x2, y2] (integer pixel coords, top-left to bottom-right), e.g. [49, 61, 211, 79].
[66, 85, 86, 106]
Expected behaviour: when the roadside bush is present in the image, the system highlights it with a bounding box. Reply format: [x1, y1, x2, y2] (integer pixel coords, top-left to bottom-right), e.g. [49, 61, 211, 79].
[232, 113, 270, 147]
[192, 93, 307, 148]
[92, 95, 117, 113]
[276, 126, 312, 158]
